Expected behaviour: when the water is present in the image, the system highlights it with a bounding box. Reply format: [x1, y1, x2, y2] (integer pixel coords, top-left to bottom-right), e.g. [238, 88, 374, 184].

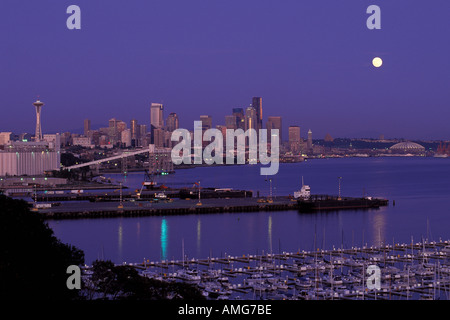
[48, 157, 450, 265]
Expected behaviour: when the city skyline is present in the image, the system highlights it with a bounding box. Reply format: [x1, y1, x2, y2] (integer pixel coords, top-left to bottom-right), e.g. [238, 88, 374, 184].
[2, 96, 447, 143]
[1, 1, 450, 140]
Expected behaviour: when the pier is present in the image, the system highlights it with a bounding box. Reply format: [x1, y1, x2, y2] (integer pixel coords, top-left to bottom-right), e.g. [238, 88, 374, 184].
[36, 197, 300, 219]
[81, 239, 450, 300]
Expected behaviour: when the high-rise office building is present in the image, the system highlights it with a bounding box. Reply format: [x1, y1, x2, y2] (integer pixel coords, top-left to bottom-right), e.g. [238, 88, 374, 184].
[307, 129, 313, 151]
[108, 118, 118, 143]
[121, 129, 132, 147]
[252, 97, 263, 131]
[266, 116, 282, 142]
[130, 119, 139, 146]
[116, 121, 127, 133]
[199, 115, 212, 131]
[108, 118, 126, 145]
[139, 124, 149, 147]
[288, 126, 301, 153]
[150, 103, 164, 129]
[84, 119, 91, 137]
[166, 112, 179, 132]
[150, 103, 164, 145]
[33, 99, 44, 142]
[152, 128, 165, 148]
[232, 108, 245, 129]
[245, 107, 257, 131]
[225, 115, 237, 130]
[0, 140, 60, 176]
[139, 124, 147, 137]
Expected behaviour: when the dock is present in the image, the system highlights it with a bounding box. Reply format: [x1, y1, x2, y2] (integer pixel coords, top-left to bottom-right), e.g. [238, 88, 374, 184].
[34, 196, 301, 219]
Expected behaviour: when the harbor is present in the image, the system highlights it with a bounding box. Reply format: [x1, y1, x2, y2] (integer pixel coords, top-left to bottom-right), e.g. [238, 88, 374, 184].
[81, 238, 450, 300]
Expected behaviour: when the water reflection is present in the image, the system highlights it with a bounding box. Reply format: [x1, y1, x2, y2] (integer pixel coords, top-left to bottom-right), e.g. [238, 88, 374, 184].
[118, 219, 123, 261]
[268, 215, 272, 254]
[372, 211, 387, 247]
[197, 218, 201, 257]
[160, 218, 168, 260]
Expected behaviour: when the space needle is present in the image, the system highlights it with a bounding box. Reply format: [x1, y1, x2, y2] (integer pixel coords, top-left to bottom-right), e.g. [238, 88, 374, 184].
[33, 98, 44, 142]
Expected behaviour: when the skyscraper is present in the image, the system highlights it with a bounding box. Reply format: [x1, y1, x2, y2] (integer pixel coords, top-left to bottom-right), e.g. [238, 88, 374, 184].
[252, 97, 263, 131]
[245, 107, 257, 131]
[153, 128, 165, 148]
[150, 103, 164, 145]
[150, 103, 164, 129]
[121, 129, 132, 147]
[225, 115, 237, 130]
[166, 112, 179, 132]
[199, 115, 212, 131]
[288, 126, 301, 153]
[130, 119, 139, 146]
[266, 116, 282, 142]
[232, 108, 245, 129]
[33, 99, 44, 141]
[307, 129, 313, 151]
[84, 119, 91, 137]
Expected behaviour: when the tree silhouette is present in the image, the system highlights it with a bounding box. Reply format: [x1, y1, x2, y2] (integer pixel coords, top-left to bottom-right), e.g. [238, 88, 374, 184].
[0, 195, 84, 300]
[90, 260, 205, 300]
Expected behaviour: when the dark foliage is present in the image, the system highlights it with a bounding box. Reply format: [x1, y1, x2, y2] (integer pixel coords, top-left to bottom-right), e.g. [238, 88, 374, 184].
[0, 195, 85, 300]
[90, 260, 205, 300]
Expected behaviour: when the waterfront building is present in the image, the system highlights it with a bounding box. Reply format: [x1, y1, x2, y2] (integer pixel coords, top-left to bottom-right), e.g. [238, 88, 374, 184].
[0, 132, 12, 145]
[0, 140, 60, 176]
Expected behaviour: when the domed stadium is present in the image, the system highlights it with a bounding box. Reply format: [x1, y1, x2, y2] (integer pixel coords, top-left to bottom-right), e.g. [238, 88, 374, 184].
[389, 141, 425, 153]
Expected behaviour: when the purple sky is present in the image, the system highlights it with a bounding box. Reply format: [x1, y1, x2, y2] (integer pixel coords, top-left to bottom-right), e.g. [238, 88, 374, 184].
[1, 0, 450, 140]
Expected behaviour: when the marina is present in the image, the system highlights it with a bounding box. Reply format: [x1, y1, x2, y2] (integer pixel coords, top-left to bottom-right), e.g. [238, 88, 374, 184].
[81, 238, 450, 300]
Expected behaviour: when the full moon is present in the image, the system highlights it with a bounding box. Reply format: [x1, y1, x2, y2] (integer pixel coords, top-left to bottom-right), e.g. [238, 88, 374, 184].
[372, 57, 383, 68]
